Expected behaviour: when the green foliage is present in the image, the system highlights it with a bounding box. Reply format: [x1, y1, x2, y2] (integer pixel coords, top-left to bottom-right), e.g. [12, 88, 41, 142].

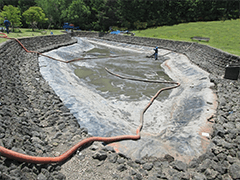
[22, 6, 48, 31]
[134, 20, 147, 32]
[88, 0, 119, 31]
[1, 0, 240, 31]
[18, 0, 37, 13]
[35, 0, 62, 29]
[61, 0, 91, 29]
[0, 5, 22, 32]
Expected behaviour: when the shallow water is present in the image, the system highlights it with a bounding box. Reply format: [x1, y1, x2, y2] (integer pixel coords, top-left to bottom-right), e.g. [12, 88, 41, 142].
[73, 45, 172, 101]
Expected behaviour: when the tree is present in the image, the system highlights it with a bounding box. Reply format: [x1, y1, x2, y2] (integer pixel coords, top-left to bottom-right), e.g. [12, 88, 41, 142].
[35, 0, 63, 29]
[0, 5, 21, 32]
[22, 6, 48, 31]
[134, 20, 147, 32]
[61, 0, 91, 30]
[18, 0, 36, 11]
[18, 0, 37, 28]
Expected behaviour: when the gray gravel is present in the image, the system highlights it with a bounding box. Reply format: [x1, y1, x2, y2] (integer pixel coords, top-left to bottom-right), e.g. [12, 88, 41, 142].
[0, 33, 240, 179]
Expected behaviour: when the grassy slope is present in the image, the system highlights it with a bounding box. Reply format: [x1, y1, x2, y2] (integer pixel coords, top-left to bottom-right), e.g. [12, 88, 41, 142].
[132, 19, 240, 56]
[0, 28, 65, 44]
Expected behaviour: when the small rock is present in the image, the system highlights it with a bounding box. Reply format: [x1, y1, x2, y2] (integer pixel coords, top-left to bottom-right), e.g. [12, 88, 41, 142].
[108, 153, 118, 163]
[92, 151, 107, 161]
[0, 133, 5, 138]
[172, 160, 187, 172]
[118, 152, 130, 159]
[11, 147, 26, 154]
[58, 123, 66, 130]
[31, 136, 44, 146]
[204, 168, 219, 180]
[0, 127, 5, 133]
[54, 151, 61, 157]
[102, 146, 115, 152]
[163, 154, 174, 163]
[52, 172, 66, 180]
[130, 169, 137, 175]
[3, 137, 14, 149]
[97, 161, 104, 167]
[217, 153, 227, 162]
[135, 173, 143, 180]
[127, 160, 139, 168]
[90, 145, 99, 151]
[37, 173, 47, 180]
[188, 160, 199, 169]
[53, 132, 62, 139]
[117, 158, 126, 164]
[139, 168, 148, 176]
[191, 172, 207, 180]
[229, 163, 240, 179]
[81, 127, 88, 134]
[117, 164, 127, 172]
[41, 168, 50, 178]
[142, 163, 153, 171]
[198, 159, 212, 173]
[135, 159, 146, 165]
[32, 165, 39, 174]
[21, 166, 31, 173]
[111, 173, 121, 179]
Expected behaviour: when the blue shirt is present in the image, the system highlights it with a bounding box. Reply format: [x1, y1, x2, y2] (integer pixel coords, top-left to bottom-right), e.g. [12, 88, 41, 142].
[4, 20, 10, 27]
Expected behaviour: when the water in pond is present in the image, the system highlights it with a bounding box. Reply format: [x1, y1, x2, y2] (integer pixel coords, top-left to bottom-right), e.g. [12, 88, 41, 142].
[74, 46, 172, 101]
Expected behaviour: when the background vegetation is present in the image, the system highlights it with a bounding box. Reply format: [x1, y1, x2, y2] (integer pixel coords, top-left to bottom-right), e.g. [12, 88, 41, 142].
[0, 0, 240, 31]
[0, 0, 240, 56]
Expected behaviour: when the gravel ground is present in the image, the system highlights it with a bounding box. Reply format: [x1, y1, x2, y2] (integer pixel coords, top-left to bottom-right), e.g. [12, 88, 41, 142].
[0, 36, 240, 179]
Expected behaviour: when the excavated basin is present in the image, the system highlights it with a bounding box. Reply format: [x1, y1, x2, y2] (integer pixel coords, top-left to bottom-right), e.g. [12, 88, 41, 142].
[39, 37, 217, 162]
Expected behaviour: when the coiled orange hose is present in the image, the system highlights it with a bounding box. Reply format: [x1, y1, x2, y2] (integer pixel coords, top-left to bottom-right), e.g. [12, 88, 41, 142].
[0, 33, 180, 164]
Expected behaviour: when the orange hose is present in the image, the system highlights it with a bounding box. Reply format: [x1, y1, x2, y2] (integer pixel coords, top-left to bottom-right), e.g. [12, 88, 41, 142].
[0, 32, 8, 38]
[0, 133, 141, 164]
[0, 33, 180, 164]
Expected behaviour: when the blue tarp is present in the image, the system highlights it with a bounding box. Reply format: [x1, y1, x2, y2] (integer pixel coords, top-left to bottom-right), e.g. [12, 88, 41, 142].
[110, 30, 121, 34]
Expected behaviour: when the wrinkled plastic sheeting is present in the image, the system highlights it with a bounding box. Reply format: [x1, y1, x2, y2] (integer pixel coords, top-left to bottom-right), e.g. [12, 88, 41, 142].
[38, 37, 217, 162]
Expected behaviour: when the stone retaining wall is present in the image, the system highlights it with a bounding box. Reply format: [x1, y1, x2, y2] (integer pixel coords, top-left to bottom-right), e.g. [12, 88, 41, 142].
[73, 31, 240, 80]
[18, 34, 77, 53]
[0, 35, 79, 179]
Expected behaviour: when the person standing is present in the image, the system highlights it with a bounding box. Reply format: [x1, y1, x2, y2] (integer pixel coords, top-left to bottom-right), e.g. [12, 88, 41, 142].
[154, 46, 158, 60]
[4, 17, 11, 34]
